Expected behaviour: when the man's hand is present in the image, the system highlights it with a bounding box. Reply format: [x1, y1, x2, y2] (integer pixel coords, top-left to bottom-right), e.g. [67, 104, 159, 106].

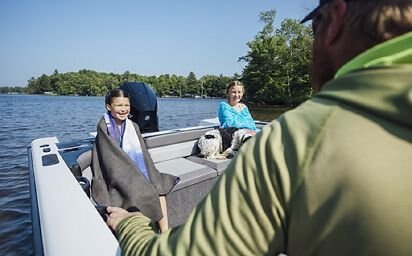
[106, 206, 142, 230]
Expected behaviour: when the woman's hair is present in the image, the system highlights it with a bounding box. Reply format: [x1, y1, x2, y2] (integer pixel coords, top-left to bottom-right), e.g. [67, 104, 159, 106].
[226, 80, 244, 94]
[105, 88, 130, 106]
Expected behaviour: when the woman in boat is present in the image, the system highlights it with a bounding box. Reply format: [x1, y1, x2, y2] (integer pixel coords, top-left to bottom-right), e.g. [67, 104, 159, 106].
[91, 88, 178, 233]
[218, 80, 257, 135]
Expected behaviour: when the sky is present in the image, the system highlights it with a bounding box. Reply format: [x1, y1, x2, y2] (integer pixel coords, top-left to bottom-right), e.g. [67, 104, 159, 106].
[0, 0, 317, 86]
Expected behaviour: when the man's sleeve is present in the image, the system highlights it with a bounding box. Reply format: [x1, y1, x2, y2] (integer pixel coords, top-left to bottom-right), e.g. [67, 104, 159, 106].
[116, 121, 291, 256]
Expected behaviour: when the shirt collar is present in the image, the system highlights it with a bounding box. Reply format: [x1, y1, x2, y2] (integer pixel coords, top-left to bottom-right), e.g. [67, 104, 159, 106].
[335, 31, 412, 78]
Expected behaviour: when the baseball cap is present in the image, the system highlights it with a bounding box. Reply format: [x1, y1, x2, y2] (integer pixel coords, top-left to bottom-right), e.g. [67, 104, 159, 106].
[301, 0, 331, 23]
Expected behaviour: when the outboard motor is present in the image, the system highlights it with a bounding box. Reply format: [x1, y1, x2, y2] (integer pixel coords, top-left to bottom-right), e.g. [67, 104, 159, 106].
[119, 82, 159, 133]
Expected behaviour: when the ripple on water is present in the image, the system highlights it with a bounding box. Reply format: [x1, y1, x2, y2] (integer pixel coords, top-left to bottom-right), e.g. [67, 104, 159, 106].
[0, 162, 32, 256]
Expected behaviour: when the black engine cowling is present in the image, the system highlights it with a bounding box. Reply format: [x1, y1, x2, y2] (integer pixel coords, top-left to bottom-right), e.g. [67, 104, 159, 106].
[119, 82, 159, 133]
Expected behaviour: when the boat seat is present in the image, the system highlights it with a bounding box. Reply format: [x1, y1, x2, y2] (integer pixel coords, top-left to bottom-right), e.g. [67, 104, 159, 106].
[154, 157, 218, 227]
[145, 132, 223, 226]
[75, 150, 93, 182]
[69, 132, 221, 228]
[155, 158, 216, 191]
[72, 142, 219, 191]
[148, 140, 199, 163]
[144, 127, 214, 149]
[186, 155, 231, 175]
[77, 150, 92, 171]
[65, 149, 93, 198]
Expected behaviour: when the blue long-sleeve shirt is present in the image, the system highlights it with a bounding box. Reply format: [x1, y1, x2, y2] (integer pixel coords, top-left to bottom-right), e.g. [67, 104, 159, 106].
[217, 102, 257, 131]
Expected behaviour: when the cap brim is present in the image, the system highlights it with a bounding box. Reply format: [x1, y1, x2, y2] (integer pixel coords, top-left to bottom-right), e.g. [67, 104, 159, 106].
[300, 5, 321, 23]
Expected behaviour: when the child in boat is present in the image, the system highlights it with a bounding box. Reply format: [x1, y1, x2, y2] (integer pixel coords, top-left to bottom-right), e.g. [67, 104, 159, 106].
[91, 88, 178, 233]
[218, 80, 258, 135]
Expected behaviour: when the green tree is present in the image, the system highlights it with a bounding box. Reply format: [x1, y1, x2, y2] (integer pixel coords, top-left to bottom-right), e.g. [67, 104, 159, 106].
[277, 18, 313, 104]
[240, 10, 313, 105]
[185, 72, 198, 96]
[0, 86, 26, 94]
[25, 69, 234, 99]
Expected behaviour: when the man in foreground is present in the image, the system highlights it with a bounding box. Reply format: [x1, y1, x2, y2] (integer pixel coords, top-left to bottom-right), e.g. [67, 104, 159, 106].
[107, 0, 412, 255]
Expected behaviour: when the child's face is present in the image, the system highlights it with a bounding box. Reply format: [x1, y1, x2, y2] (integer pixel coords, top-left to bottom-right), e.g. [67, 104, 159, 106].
[106, 96, 130, 125]
[227, 85, 244, 106]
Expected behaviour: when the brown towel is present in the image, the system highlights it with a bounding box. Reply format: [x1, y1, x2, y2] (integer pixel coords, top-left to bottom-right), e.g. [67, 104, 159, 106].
[91, 117, 179, 221]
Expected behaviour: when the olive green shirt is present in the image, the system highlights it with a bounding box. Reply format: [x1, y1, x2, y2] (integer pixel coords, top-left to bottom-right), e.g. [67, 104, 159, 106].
[116, 32, 412, 255]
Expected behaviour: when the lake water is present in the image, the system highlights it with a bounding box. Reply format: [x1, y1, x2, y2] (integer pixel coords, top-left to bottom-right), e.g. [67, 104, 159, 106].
[0, 94, 226, 255]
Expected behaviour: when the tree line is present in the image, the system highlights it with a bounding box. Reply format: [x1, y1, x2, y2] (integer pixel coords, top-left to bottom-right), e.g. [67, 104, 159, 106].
[24, 69, 234, 98]
[0, 86, 26, 94]
[6, 10, 313, 105]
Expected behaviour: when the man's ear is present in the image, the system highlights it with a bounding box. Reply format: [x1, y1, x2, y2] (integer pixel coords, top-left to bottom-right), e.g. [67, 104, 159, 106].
[326, 0, 348, 45]
[106, 104, 111, 112]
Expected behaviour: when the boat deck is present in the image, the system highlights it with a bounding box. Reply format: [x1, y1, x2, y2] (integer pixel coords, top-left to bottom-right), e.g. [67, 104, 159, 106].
[28, 123, 267, 255]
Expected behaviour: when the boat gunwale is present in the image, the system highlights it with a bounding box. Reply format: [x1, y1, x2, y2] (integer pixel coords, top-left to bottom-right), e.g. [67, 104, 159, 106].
[27, 146, 45, 256]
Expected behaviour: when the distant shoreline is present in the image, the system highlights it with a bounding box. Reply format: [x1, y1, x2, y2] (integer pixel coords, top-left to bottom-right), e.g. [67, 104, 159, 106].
[0, 93, 292, 122]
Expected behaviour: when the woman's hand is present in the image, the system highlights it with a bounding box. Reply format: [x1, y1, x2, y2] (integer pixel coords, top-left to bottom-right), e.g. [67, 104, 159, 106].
[106, 206, 142, 230]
